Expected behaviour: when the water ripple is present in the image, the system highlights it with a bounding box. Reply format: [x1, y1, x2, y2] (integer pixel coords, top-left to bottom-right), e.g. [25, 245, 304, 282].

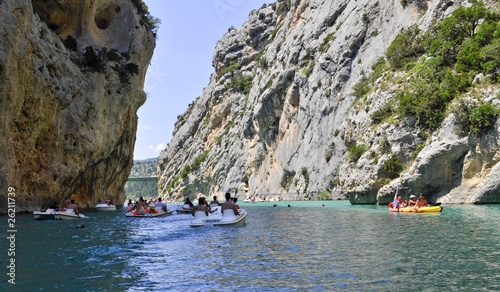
[2, 203, 499, 291]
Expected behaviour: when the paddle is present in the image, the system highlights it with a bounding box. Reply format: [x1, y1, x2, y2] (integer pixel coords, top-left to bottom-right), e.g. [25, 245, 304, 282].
[389, 186, 399, 211]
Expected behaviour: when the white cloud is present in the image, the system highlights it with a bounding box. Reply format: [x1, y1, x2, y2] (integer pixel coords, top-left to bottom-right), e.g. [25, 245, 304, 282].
[148, 143, 166, 155]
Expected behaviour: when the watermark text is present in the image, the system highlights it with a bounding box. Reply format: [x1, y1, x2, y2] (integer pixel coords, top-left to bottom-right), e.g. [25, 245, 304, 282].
[213, 0, 244, 21]
[6, 187, 16, 285]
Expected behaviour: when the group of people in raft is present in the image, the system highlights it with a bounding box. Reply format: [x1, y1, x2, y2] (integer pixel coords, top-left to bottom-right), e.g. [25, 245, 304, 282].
[186, 193, 240, 217]
[127, 197, 168, 215]
[128, 193, 240, 216]
[389, 193, 429, 211]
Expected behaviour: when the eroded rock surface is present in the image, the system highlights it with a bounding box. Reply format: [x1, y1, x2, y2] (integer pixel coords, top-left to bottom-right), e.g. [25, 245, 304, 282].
[0, 0, 155, 213]
[157, 0, 500, 204]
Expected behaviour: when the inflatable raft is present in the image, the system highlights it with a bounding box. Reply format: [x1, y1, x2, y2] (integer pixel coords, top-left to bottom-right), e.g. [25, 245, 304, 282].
[389, 206, 443, 213]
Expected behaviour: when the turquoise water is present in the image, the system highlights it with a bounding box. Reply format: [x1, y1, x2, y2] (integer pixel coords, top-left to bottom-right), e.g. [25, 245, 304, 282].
[1, 201, 499, 291]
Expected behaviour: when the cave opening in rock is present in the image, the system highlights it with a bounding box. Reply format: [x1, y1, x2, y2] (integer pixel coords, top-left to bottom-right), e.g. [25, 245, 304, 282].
[95, 18, 109, 30]
[95, 5, 116, 30]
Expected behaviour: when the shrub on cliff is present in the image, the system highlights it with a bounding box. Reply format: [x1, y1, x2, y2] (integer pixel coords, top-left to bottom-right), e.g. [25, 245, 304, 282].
[371, 102, 394, 125]
[82, 46, 104, 72]
[280, 169, 296, 191]
[428, 1, 492, 67]
[381, 155, 404, 178]
[452, 99, 500, 135]
[397, 66, 470, 130]
[386, 25, 424, 70]
[468, 103, 500, 134]
[131, 0, 160, 38]
[352, 58, 387, 99]
[227, 75, 253, 95]
[222, 61, 253, 94]
[118, 63, 139, 84]
[363, 2, 499, 132]
[347, 143, 367, 162]
[63, 35, 78, 51]
[106, 49, 122, 62]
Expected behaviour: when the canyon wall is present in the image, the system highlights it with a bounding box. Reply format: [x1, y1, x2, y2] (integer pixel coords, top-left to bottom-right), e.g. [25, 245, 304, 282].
[157, 0, 500, 204]
[0, 0, 155, 213]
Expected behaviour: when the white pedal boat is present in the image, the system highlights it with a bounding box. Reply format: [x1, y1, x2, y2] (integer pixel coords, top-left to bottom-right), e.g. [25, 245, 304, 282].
[214, 209, 247, 226]
[33, 209, 57, 220]
[95, 203, 116, 211]
[55, 209, 88, 220]
[125, 208, 173, 217]
[190, 207, 247, 227]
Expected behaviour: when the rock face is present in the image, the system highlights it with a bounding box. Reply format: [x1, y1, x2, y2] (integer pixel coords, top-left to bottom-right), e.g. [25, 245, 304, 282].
[0, 0, 155, 213]
[158, 0, 500, 204]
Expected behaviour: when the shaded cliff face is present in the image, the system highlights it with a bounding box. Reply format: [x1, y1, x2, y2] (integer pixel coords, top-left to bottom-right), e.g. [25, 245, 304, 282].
[159, 0, 500, 204]
[0, 0, 155, 213]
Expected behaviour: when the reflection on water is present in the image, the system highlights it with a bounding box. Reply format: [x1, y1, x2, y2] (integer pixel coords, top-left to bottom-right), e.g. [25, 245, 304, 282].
[1, 201, 499, 291]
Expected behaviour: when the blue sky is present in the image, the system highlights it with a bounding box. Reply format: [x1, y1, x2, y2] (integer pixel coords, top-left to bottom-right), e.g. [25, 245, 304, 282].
[135, 0, 272, 160]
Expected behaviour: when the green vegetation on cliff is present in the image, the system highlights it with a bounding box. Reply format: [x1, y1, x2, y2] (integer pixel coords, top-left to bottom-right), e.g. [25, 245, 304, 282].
[362, 2, 500, 134]
[131, 0, 161, 38]
[129, 158, 157, 177]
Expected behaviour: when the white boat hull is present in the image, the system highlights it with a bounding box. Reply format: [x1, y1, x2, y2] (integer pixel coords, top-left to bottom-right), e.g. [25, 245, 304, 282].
[55, 209, 88, 220]
[175, 204, 193, 214]
[214, 209, 247, 226]
[33, 209, 57, 220]
[95, 204, 116, 211]
[190, 207, 247, 227]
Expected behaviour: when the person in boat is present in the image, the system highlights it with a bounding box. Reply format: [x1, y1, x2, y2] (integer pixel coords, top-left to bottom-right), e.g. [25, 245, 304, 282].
[184, 197, 194, 208]
[127, 199, 134, 211]
[134, 198, 148, 215]
[398, 196, 406, 208]
[414, 193, 429, 209]
[155, 197, 167, 212]
[192, 197, 217, 216]
[407, 195, 417, 207]
[210, 195, 220, 206]
[221, 192, 239, 216]
[232, 197, 240, 209]
[391, 196, 405, 211]
[49, 201, 59, 210]
[68, 199, 80, 216]
[62, 198, 71, 210]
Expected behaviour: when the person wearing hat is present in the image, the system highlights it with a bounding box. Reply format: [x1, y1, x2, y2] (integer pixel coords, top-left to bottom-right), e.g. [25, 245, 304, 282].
[407, 195, 417, 207]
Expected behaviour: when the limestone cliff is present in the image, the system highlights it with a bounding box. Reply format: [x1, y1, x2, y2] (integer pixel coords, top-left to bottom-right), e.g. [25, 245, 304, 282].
[158, 0, 500, 204]
[0, 0, 155, 213]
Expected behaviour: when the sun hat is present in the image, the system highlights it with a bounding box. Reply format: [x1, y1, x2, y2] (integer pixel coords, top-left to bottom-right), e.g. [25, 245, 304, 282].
[410, 195, 416, 199]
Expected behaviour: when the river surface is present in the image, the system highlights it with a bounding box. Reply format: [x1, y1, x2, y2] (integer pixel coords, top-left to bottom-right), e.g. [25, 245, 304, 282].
[1, 201, 499, 291]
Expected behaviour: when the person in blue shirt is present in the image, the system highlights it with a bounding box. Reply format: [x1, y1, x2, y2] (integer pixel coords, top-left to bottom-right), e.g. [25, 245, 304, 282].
[392, 196, 405, 210]
[155, 197, 167, 212]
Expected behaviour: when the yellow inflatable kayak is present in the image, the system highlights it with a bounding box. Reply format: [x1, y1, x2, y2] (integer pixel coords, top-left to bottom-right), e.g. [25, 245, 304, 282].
[390, 206, 443, 213]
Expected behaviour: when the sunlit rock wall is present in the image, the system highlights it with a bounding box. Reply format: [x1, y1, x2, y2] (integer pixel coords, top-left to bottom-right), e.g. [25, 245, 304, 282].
[158, 0, 500, 204]
[0, 0, 155, 213]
